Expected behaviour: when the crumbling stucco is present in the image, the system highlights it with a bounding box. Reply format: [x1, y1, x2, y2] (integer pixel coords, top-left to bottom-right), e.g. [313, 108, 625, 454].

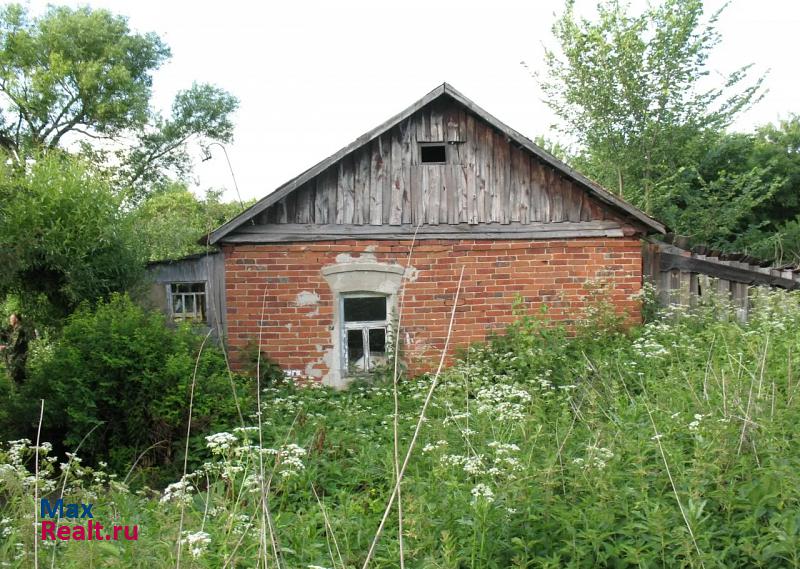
[295, 290, 320, 306]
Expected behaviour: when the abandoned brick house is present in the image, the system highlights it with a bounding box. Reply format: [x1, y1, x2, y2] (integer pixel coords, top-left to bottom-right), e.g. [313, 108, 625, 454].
[149, 83, 666, 387]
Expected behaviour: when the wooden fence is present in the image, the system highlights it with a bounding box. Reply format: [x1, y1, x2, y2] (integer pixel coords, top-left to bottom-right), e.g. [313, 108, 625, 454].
[642, 238, 800, 320]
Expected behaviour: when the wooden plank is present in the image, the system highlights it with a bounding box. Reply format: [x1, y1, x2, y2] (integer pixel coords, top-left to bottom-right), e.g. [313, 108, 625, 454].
[337, 156, 355, 224]
[284, 192, 297, 223]
[400, 122, 413, 224]
[529, 158, 548, 222]
[389, 128, 405, 225]
[494, 135, 510, 224]
[324, 167, 337, 223]
[484, 126, 498, 222]
[426, 166, 440, 225]
[415, 107, 430, 142]
[445, 165, 458, 224]
[237, 220, 621, 235]
[369, 137, 388, 225]
[549, 170, 565, 221]
[419, 166, 430, 225]
[564, 181, 582, 222]
[411, 165, 422, 226]
[429, 100, 444, 141]
[313, 177, 326, 224]
[444, 106, 465, 142]
[509, 147, 526, 223]
[464, 114, 477, 224]
[659, 253, 800, 291]
[353, 149, 370, 225]
[295, 183, 313, 224]
[475, 122, 489, 223]
[226, 220, 628, 242]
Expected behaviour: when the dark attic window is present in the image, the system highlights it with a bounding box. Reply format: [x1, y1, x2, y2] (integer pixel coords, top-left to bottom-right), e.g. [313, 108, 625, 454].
[420, 144, 446, 164]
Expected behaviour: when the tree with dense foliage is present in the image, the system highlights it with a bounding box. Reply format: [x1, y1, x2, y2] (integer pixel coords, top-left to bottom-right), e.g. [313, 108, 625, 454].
[541, 0, 764, 213]
[0, 4, 238, 203]
[134, 184, 251, 261]
[658, 116, 800, 262]
[0, 152, 143, 322]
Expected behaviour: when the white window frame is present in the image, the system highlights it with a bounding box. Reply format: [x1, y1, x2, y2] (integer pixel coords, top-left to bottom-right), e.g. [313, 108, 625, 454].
[321, 261, 405, 387]
[167, 281, 207, 323]
[341, 293, 388, 375]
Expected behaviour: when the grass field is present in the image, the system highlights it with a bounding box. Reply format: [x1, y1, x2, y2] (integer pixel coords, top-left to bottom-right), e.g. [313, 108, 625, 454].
[2, 290, 799, 568]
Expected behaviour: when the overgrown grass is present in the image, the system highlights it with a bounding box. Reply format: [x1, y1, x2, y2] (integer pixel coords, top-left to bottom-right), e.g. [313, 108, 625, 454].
[1, 290, 799, 568]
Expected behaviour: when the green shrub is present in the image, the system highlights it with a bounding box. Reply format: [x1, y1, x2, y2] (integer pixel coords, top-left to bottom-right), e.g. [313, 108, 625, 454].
[3, 293, 251, 477]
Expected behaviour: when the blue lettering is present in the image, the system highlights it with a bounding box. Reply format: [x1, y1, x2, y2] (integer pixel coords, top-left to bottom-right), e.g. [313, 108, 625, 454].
[40, 498, 62, 519]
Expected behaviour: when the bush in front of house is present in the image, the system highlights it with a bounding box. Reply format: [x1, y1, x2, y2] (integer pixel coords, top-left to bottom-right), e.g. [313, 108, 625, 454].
[1, 293, 251, 479]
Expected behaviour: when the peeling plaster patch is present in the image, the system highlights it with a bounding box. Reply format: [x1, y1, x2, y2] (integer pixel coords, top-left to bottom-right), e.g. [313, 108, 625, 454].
[404, 266, 419, 282]
[304, 362, 323, 379]
[364, 245, 377, 253]
[295, 290, 320, 306]
[285, 323, 292, 331]
[335, 251, 378, 264]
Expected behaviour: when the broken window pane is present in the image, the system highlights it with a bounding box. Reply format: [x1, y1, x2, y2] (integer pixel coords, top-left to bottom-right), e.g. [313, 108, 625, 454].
[369, 328, 386, 356]
[343, 296, 386, 322]
[347, 329, 365, 369]
[169, 282, 207, 323]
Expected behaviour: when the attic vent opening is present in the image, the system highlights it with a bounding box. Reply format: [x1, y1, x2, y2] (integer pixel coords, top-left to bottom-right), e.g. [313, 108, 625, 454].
[420, 144, 446, 164]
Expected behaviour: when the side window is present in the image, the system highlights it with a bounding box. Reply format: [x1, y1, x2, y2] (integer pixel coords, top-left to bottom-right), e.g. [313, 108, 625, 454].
[342, 295, 387, 374]
[169, 282, 207, 323]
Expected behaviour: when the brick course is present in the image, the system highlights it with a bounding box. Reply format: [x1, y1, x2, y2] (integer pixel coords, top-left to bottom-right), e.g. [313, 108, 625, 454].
[223, 238, 642, 380]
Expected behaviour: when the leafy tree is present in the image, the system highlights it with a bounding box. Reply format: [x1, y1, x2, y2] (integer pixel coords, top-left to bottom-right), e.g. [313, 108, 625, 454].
[541, 0, 764, 212]
[0, 4, 238, 203]
[659, 116, 800, 262]
[134, 184, 251, 261]
[0, 151, 143, 322]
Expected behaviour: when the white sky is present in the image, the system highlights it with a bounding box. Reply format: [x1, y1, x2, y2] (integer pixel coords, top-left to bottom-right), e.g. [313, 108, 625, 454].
[23, 0, 800, 203]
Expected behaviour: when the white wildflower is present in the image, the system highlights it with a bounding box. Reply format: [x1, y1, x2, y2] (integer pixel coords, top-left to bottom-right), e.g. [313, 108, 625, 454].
[470, 483, 495, 504]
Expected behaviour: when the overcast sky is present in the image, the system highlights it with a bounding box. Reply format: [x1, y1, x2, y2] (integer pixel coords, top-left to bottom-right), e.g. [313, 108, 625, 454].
[25, 0, 800, 203]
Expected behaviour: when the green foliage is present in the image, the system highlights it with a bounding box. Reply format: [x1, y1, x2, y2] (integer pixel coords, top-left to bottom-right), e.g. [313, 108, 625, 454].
[2, 294, 250, 476]
[541, 0, 764, 212]
[0, 152, 144, 321]
[0, 4, 169, 150]
[120, 83, 239, 203]
[0, 4, 239, 203]
[3, 291, 799, 567]
[134, 184, 250, 261]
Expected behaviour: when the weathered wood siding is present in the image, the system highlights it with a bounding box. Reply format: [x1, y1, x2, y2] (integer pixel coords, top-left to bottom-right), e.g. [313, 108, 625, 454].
[643, 240, 800, 321]
[254, 99, 622, 228]
[146, 252, 227, 336]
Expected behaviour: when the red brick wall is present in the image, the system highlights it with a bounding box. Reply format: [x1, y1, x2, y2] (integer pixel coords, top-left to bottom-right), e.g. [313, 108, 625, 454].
[223, 238, 642, 380]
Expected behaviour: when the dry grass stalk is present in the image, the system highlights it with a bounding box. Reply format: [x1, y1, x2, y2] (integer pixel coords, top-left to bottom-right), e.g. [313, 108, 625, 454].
[34, 399, 44, 569]
[313, 485, 345, 569]
[361, 267, 465, 569]
[175, 328, 213, 569]
[640, 387, 706, 568]
[391, 223, 421, 569]
[50, 423, 104, 569]
[256, 282, 282, 568]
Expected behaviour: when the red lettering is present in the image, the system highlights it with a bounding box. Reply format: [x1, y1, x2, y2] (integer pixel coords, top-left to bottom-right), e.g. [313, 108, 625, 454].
[57, 526, 71, 540]
[41, 521, 56, 540]
[113, 526, 121, 540]
[123, 525, 138, 541]
[72, 525, 86, 540]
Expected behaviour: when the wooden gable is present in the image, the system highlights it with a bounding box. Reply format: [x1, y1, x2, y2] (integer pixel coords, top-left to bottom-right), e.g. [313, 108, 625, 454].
[210, 85, 664, 244]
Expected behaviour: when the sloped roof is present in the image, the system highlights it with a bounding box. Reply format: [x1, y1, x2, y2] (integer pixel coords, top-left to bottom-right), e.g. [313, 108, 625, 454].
[208, 83, 666, 244]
